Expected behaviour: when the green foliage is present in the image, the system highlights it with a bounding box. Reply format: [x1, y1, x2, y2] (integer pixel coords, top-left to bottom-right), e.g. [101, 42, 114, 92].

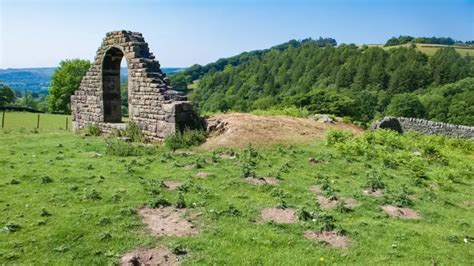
[420, 78, 474, 125]
[429, 48, 471, 85]
[386, 93, 426, 118]
[0, 84, 15, 106]
[326, 129, 354, 145]
[83, 124, 101, 136]
[124, 122, 144, 142]
[164, 130, 207, 151]
[105, 140, 158, 157]
[240, 144, 259, 178]
[48, 59, 91, 114]
[186, 40, 471, 124]
[175, 193, 187, 209]
[1, 123, 474, 264]
[250, 106, 310, 118]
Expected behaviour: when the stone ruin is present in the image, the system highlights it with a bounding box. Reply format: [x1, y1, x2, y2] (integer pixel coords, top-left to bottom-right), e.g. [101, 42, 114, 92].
[372, 116, 474, 139]
[71, 30, 198, 141]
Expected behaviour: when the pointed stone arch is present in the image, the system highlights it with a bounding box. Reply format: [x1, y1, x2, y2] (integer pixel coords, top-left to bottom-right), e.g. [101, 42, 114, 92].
[71, 30, 197, 141]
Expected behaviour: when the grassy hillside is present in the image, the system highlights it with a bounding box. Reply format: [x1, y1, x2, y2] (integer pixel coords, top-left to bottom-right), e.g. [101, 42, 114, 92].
[368, 43, 474, 57]
[0, 127, 473, 264]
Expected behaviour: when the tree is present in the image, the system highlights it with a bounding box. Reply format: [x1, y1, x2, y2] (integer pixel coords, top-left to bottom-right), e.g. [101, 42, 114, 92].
[0, 84, 15, 106]
[386, 93, 426, 118]
[48, 59, 91, 113]
[430, 48, 470, 85]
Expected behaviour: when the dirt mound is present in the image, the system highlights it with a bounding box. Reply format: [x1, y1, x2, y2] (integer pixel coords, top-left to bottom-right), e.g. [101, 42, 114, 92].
[203, 113, 362, 149]
[246, 177, 279, 186]
[162, 181, 183, 190]
[381, 205, 420, 220]
[304, 230, 350, 249]
[316, 195, 359, 209]
[119, 247, 179, 266]
[260, 207, 297, 224]
[363, 189, 384, 197]
[138, 207, 199, 236]
[196, 172, 212, 178]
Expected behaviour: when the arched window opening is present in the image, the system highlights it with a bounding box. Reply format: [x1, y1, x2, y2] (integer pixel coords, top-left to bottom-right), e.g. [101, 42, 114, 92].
[102, 47, 124, 122]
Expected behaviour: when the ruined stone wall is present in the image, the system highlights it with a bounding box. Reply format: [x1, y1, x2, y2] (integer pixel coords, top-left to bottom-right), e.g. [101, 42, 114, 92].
[373, 117, 474, 139]
[71, 30, 197, 141]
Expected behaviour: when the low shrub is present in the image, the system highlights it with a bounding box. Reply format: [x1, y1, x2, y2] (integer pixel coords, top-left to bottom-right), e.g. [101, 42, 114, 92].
[83, 124, 101, 136]
[164, 129, 207, 151]
[326, 129, 353, 145]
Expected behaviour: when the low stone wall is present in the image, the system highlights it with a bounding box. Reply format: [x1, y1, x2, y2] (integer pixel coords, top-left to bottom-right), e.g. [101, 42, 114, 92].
[372, 117, 474, 139]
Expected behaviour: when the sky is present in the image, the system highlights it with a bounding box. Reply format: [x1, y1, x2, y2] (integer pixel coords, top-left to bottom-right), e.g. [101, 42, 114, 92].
[0, 0, 473, 68]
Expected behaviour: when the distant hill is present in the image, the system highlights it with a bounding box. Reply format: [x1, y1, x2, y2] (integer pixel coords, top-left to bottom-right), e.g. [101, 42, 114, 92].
[0, 67, 182, 93]
[368, 43, 474, 57]
[176, 38, 473, 125]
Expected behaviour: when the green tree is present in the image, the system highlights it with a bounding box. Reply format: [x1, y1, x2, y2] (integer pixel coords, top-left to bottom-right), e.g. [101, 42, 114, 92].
[0, 84, 15, 106]
[386, 93, 426, 118]
[430, 48, 470, 85]
[48, 59, 91, 113]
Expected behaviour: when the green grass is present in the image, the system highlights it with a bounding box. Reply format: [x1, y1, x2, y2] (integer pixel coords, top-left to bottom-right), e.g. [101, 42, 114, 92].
[1, 112, 72, 131]
[367, 43, 474, 57]
[0, 129, 473, 264]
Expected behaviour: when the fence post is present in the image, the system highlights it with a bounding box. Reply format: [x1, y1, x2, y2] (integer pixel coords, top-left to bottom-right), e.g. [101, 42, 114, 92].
[1, 111, 5, 129]
[66, 117, 68, 130]
[37, 114, 40, 129]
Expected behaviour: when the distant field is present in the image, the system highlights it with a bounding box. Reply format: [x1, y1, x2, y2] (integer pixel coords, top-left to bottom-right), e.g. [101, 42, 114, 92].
[0, 112, 71, 131]
[367, 43, 474, 56]
[0, 112, 132, 131]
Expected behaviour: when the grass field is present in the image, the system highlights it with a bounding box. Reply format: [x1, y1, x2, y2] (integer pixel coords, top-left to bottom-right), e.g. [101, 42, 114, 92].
[0, 127, 473, 264]
[1, 112, 72, 131]
[367, 43, 474, 56]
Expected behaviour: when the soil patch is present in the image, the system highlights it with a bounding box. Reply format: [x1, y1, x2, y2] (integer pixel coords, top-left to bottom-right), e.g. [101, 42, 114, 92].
[309, 158, 323, 164]
[309, 185, 322, 194]
[196, 172, 211, 178]
[246, 177, 279, 186]
[304, 230, 350, 249]
[363, 189, 384, 197]
[381, 205, 421, 220]
[119, 247, 179, 266]
[162, 181, 183, 190]
[138, 207, 199, 236]
[203, 113, 362, 149]
[317, 195, 338, 209]
[317, 196, 359, 209]
[260, 208, 297, 224]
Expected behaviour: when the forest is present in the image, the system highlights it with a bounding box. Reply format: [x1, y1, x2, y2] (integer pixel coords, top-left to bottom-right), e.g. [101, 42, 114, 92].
[171, 39, 474, 125]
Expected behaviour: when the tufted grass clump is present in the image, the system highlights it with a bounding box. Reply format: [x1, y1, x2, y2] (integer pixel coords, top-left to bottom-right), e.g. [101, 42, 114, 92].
[83, 124, 101, 136]
[164, 129, 207, 151]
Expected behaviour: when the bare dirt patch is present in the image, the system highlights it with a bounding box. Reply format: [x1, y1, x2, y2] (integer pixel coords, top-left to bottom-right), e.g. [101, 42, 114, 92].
[363, 189, 384, 197]
[317, 196, 359, 209]
[381, 205, 421, 220]
[304, 230, 350, 249]
[203, 113, 362, 149]
[309, 158, 323, 164]
[162, 181, 183, 190]
[317, 195, 338, 209]
[138, 207, 199, 236]
[246, 177, 280, 186]
[309, 185, 322, 194]
[119, 247, 179, 266]
[196, 172, 211, 178]
[260, 208, 297, 224]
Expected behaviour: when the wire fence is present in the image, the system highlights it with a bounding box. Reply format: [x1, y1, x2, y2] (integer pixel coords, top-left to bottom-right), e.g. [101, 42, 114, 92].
[1, 111, 71, 131]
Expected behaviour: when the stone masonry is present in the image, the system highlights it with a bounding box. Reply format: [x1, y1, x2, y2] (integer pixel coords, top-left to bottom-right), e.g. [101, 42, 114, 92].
[372, 117, 474, 140]
[71, 30, 198, 141]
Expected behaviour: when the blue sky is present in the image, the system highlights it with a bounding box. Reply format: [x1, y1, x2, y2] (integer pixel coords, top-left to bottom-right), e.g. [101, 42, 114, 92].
[0, 0, 473, 68]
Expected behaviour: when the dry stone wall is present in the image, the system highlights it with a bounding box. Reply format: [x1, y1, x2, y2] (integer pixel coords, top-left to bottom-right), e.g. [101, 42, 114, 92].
[71, 30, 197, 141]
[373, 117, 474, 140]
